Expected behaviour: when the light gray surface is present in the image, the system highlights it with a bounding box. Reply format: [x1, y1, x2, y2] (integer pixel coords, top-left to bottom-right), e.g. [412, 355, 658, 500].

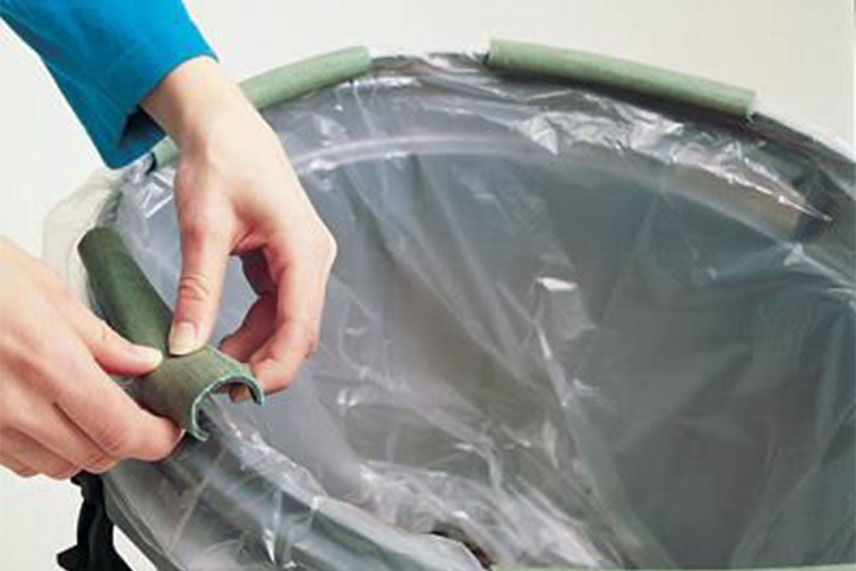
[1, 1, 854, 569]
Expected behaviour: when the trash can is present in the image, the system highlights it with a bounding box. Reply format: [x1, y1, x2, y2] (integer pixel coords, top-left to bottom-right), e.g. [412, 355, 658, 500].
[45, 42, 855, 571]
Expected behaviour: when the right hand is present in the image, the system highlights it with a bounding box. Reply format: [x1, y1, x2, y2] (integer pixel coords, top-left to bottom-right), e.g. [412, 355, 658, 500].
[0, 237, 180, 479]
[142, 57, 337, 396]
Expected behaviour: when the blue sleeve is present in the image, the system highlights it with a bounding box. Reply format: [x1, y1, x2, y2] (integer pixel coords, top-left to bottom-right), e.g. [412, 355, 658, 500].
[1, 0, 215, 167]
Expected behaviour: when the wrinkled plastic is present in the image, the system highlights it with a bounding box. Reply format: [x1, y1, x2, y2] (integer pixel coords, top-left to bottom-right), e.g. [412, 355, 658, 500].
[45, 54, 855, 570]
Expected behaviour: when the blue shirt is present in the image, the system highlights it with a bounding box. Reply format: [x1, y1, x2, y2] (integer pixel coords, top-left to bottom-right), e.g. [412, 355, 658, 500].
[1, 0, 215, 167]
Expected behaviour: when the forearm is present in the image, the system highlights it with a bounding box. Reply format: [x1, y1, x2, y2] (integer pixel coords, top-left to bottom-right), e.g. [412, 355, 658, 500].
[0, 0, 214, 167]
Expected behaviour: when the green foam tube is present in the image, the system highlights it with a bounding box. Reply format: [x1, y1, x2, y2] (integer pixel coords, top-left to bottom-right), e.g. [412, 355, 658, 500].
[151, 45, 372, 167]
[487, 39, 755, 119]
[78, 228, 265, 440]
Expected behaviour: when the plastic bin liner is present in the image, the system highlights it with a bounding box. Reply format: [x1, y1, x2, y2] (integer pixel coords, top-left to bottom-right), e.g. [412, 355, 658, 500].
[46, 54, 855, 570]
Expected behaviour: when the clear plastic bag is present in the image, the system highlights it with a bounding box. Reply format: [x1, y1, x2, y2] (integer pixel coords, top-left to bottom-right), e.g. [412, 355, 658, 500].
[45, 54, 855, 570]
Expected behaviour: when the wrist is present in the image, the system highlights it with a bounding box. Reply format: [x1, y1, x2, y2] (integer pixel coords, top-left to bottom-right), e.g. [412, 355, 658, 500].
[142, 56, 253, 150]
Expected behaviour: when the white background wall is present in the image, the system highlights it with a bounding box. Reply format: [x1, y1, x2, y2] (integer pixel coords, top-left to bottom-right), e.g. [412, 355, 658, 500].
[1, 1, 853, 568]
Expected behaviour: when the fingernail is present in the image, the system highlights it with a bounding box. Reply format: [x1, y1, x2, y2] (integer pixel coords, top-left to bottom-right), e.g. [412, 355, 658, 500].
[169, 321, 198, 355]
[132, 345, 164, 367]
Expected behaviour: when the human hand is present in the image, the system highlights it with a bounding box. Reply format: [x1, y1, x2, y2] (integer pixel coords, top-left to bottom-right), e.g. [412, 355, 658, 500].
[0, 237, 180, 479]
[142, 57, 336, 398]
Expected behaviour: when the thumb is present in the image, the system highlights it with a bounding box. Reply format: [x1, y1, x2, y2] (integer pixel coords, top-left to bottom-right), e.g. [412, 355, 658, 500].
[170, 217, 231, 355]
[62, 298, 164, 376]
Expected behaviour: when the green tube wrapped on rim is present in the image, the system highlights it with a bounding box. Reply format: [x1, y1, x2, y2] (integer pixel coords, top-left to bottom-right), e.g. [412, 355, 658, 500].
[151, 46, 372, 168]
[77, 227, 265, 440]
[487, 39, 756, 119]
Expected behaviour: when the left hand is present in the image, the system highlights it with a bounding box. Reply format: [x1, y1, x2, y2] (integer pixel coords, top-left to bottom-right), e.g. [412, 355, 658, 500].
[143, 56, 337, 398]
[0, 237, 180, 479]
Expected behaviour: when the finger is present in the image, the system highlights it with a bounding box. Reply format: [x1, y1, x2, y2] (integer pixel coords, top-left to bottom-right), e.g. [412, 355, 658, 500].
[219, 295, 277, 362]
[248, 261, 327, 393]
[59, 296, 163, 376]
[15, 397, 118, 474]
[56, 346, 181, 461]
[3, 243, 161, 377]
[1, 430, 79, 480]
[0, 452, 36, 478]
[170, 212, 233, 356]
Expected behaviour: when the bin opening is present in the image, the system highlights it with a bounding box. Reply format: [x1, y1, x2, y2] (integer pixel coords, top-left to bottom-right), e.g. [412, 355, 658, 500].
[49, 50, 855, 571]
